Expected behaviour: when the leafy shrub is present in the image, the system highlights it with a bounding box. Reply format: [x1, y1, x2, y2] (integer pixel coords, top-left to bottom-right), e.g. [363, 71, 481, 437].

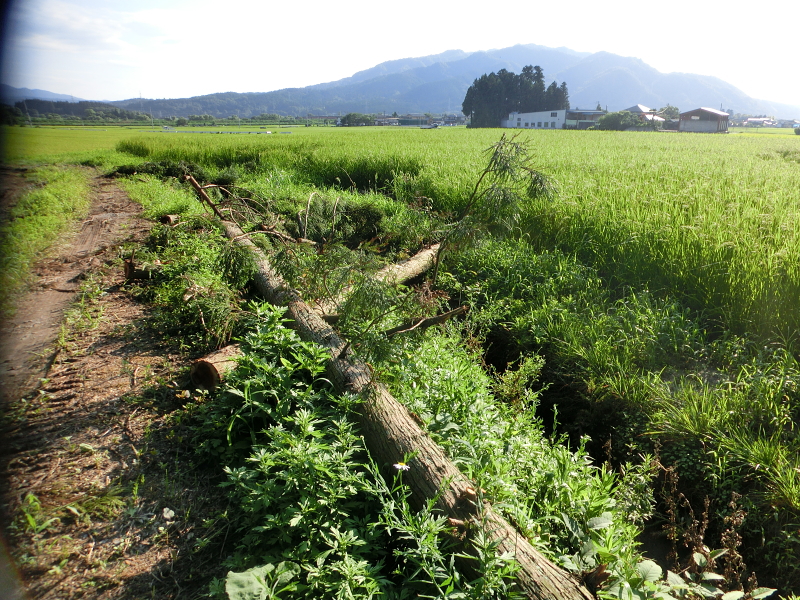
[112, 160, 208, 181]
[382, 330, 652, 590]
[128, 218, 254, 351]
[597, 111, 646, 131]
[192, 303, 520, 598]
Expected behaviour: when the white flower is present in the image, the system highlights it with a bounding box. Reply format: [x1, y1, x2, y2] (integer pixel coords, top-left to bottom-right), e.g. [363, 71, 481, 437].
[393, 462, 410, 471]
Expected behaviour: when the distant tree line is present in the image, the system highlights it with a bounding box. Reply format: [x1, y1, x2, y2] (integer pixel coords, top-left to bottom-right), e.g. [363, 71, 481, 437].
[0, 104, 24, 125]
[462, 66, 570, 128]
[14, 99, 148, 121]
[338, 113, 374, 126]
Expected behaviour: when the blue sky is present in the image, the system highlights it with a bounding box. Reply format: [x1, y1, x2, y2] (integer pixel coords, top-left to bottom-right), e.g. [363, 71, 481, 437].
[2, 0, 798, 108]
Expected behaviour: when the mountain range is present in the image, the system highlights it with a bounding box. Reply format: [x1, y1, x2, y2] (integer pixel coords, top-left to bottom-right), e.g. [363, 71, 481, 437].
[0, 83, 83, 105]
[5, 44, 799, 119]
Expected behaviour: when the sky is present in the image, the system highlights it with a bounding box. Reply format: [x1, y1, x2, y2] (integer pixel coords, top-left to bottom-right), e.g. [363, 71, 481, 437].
[1, 0, 798, 107]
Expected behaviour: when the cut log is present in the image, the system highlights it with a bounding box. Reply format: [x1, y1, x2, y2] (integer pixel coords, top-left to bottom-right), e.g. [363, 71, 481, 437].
[314, 242, 440, 316]
[214, 217, 594, 600]
[374, 243, 440, 286]
[159, 214, 180, 225]
[190, 344, 242, 390]
[123, 259, 152, 281]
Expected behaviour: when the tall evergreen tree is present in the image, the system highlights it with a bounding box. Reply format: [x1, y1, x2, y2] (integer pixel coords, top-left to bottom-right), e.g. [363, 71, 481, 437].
[531, 66, 546, 112]
[559, 81, 570, 110]
[545, 81, 559, 112]
[462, 65, 570, 127]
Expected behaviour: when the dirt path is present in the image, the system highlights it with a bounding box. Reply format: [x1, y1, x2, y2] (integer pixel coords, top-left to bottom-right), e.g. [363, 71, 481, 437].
[0, 172, 149, 404]
[1, 172, 230, 599]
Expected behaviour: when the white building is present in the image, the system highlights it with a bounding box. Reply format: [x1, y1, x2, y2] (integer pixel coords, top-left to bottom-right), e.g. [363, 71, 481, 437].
[502, 110, 566, 129]
[502, 109, 606, 130]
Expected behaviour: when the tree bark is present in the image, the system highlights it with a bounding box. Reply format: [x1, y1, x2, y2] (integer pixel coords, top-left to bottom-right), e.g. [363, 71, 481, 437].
[314, 243, 440, 316]
[190, 344, 242, 390]
[215, 218, 594, 600]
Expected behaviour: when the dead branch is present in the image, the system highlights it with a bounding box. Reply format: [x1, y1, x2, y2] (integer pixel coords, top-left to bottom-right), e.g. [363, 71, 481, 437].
[384, 305, 468, 338]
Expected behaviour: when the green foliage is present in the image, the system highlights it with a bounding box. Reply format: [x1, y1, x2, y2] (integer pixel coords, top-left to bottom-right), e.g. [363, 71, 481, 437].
[105, 126, 800, 590]
[188, 303, 522, 599]
[226, 561, 302, 600]
[441, 237, 800, 589]
[285, 193, 386, 248]
[659, 105, 680, 120]
[128, 218, 253, 351]
[17, 493, 60, 534]
[118, 174, 206, 218]
[0, 165, 91, 313]
[0, 103, 24, 125]
[112, 159, 209, 181]
[382, 331, 651, 591]
[339, 113, 374, 126]
[596, 111, 644, 130]
[432, 132, 554, 283]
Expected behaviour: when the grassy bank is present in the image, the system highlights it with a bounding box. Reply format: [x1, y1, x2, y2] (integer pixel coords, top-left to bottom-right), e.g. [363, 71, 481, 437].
[0, 165, 92, 313]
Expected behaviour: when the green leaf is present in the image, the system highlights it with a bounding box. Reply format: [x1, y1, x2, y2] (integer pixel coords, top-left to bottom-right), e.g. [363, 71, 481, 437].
[561, 513, 585, 542]
[709, 548, 728, 561]
[750, 588, 777, 599]
[225, 562, 300, 600]
[693, 552, 708, 568]
[701, 572, 725, 581]
[637, 559, 663, 582]
[698, 582, 723, 597]
[588, 515, 613, 530]
[272, 561, 301, 589]
[559, 555, 581, 572]
[666, 570, 686, 587]
[226, 565, 271, 600]
[721, 591, 746, 600]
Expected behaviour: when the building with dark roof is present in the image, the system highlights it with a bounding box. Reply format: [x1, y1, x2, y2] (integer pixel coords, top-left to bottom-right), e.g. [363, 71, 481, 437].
[679, 107, 729, 133]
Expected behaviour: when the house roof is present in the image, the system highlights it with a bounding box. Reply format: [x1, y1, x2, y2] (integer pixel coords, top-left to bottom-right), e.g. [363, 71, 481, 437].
[680, 107, 730, 117]
[623, 104, 653, 114]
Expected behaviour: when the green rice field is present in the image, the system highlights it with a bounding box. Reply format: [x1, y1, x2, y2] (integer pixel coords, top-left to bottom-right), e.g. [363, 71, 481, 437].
[111, 126, 800, 341]
[4, 124, 800, 595]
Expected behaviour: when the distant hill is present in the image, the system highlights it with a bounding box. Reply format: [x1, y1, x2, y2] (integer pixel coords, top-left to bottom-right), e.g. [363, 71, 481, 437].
[552, 52, 797, 117]
[6, 45, 799, 119]
[1, 84, 83, 105]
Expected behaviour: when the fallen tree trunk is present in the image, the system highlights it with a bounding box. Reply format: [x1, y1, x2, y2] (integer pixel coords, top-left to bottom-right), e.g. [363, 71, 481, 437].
[190, 344, 242, 390]
[212, 216, 593, 600]
[314, 243, 440, 317]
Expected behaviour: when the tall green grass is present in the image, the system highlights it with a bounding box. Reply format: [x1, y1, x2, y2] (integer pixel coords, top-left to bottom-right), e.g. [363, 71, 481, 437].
[115, 128, 800, 345]
[0, 166, 92, 313]
[2, 125, 163, 163]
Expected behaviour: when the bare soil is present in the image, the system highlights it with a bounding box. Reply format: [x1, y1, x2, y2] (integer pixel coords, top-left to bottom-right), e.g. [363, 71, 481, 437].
[1, 171, 230, 599]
